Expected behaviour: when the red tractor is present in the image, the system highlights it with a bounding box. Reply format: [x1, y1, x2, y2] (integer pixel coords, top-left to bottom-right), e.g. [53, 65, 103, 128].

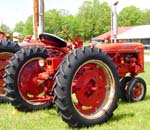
[3, 25, 146, 127]
[0, 32, 44, 103]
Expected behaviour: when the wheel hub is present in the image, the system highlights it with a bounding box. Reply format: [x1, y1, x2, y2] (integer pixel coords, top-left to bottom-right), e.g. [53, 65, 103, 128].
[132, 84, 143, 99]
[18, 59, 51, 103]
[76, 70, 106, 106]
[73, 63, 107, 115]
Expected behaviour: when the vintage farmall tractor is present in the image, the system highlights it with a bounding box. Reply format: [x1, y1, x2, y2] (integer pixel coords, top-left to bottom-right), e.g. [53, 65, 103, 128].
[3, 1, 146, 128]
[3, 22, 146, 127]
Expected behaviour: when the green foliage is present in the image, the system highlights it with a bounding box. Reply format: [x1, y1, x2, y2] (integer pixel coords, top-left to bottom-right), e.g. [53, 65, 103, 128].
[61, 14, 78, 39]
[142, 10, 150, 24]
[96, 2, 111, 35]
[44, 9, 78, 41]
[118, 6, 144, 26]
[76, 0, 111, 40]
[13, 21, 24, 34]
[23, 16, 33, 35]
[44, 9, 64, 34]
[0, 24, 12, 34]
[76, 0, 93, 40]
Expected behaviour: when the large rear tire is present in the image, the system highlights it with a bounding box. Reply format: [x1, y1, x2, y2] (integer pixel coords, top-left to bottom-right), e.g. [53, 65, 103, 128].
[0, 41, 21, 103]
[54, 46, 119, 127]
[4, 46, 53, 112]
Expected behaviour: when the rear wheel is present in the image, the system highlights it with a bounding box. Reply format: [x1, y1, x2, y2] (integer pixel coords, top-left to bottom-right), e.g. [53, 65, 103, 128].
[0, 41, 21, 103]
[126, 77, 146, 102]
[54, 46, 119, 127]
[4, 46, 53, 112]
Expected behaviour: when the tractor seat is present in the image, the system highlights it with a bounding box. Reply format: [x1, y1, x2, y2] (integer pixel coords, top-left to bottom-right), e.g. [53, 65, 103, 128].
[39, 33, 67, 47]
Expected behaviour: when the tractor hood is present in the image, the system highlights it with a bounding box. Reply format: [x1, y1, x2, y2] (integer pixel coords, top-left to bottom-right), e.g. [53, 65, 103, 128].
[95, 42, 144, 53]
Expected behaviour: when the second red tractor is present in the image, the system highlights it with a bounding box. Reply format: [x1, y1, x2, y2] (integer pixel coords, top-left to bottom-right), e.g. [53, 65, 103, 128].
[0, 32, 44, 102]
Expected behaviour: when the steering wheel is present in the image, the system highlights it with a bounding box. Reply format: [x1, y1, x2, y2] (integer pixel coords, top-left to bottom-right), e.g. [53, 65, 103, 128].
[55, 23, 72, 36]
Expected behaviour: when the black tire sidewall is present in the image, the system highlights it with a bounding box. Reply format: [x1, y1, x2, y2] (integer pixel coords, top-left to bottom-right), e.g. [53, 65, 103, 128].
[55, 47, 119, 127]
[120, 76, 132, 101]
[126, 77, 146, 102]
[5, 46, 52, 111]
[0, 41, 21, 102]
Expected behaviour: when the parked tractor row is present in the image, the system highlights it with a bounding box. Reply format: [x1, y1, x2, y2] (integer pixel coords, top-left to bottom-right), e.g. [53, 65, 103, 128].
[0, 28, 147, 127]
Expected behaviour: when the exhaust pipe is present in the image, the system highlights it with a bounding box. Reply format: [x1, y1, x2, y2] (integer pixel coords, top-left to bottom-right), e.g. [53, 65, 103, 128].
[111, 1, 118, 43]
[38, 0, 45, 35]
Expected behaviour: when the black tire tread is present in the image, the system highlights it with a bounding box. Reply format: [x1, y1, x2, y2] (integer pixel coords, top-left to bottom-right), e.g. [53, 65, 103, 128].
[120, 76, 132, 102]
[0, 40, 21, 103]
[126, 77, 146, 102]
[54, 46, 119, 127]
[4, 46, 53, 112]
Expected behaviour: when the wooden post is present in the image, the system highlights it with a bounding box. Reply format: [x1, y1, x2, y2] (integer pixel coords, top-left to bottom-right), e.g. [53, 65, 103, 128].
[33, 0, 39, 40]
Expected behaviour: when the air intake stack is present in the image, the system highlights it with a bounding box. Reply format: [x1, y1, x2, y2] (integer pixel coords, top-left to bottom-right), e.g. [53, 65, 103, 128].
[111, 1, 118, 43]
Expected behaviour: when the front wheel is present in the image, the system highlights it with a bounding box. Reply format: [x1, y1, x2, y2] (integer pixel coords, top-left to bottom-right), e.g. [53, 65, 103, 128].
[54, 46, 119, 127]
[126, 77, 146, 102]
[120, 76, 132, 102]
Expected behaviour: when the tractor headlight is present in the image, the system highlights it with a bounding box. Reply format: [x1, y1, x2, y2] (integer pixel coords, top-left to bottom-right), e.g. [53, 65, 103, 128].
[38, 59, 45, 67]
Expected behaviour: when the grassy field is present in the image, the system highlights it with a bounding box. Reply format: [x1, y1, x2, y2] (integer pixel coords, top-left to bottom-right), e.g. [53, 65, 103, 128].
[0, 63, 150, 130]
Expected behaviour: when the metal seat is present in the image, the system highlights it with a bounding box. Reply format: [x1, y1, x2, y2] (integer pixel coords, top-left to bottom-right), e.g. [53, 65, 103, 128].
[39, 33, 67, 47]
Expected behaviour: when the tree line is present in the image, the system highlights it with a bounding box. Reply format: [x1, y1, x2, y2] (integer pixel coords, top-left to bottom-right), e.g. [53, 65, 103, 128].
[1, 0, 150, 41]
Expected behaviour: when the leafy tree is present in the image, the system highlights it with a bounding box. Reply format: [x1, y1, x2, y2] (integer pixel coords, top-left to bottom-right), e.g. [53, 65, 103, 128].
[44, 9, 63, 33]
[142, 10, 150, 24]
[76, 0, 93, 40]
[61, 13, 78, 39]
[76, 0, 111, 40]
[118, 6, 143, 26]
[13, 21, 24, 34]
[23, 16, 33, 35]
[0, 24, 12, 34]
[44, 9, 77, 41]
[95, 2, 111, 35]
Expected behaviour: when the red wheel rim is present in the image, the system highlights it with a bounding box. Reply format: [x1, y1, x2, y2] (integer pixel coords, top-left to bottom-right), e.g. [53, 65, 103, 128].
[0, 52, 13, 95]
[18, 58, 49, 105]
[132, 83, 144, 100]
[71, 60, 115, 119]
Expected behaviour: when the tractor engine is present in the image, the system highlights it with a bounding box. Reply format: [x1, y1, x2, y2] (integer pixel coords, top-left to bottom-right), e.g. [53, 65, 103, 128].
[96, 42, 144, 78]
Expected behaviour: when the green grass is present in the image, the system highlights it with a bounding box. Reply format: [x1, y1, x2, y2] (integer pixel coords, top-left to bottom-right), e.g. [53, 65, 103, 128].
[0, 63, 150, 130]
